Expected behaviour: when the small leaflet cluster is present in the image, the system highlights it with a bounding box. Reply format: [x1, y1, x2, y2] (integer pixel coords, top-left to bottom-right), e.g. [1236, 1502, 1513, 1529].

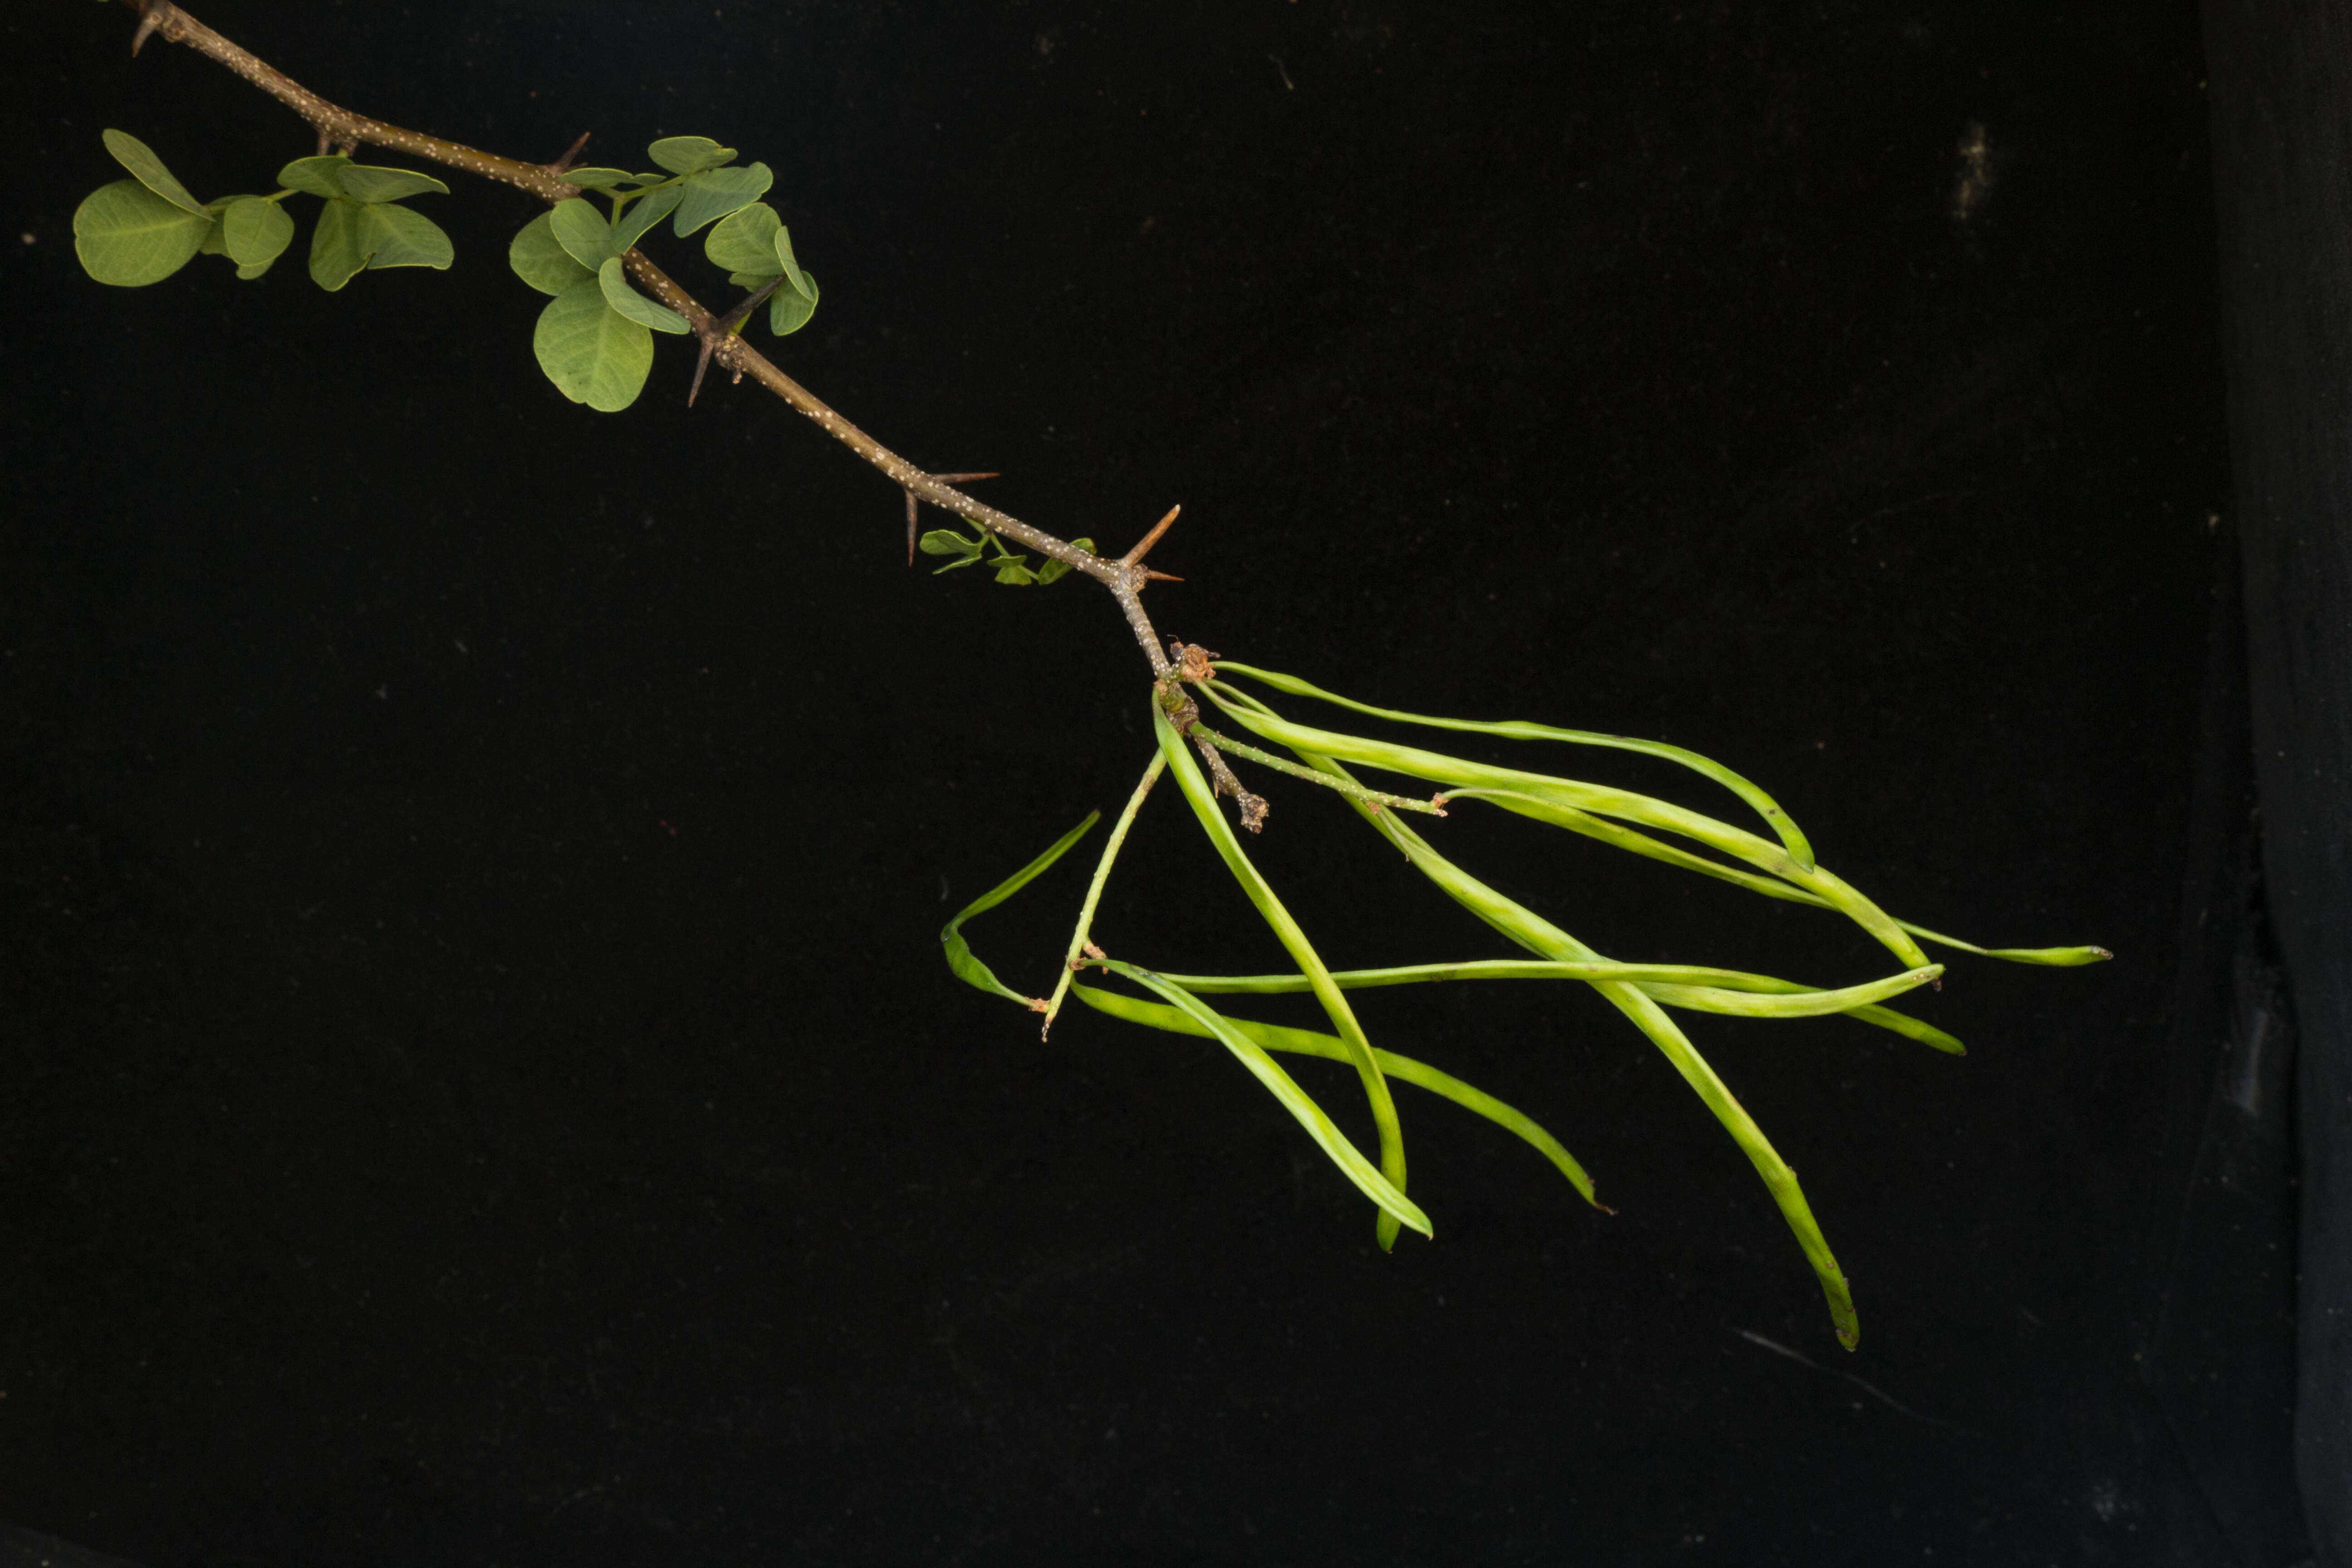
[73, 129, 451, 289]
[919, 527, 1095, 587]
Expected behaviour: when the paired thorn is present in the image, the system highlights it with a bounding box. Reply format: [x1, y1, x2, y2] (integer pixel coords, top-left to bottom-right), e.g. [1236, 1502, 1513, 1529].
[689, 277, 788, 409]
[1122, 504, 1181, 567]
[549, 131, 593, 176]
[903, 471, 1001, 564]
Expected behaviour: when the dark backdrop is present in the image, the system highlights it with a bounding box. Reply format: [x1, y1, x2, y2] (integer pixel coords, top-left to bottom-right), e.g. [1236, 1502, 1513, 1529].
[2, 2, 2300, 1563]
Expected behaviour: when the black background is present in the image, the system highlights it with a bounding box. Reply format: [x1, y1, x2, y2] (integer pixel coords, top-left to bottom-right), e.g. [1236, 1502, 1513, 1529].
[1, 1, 2283, 1563]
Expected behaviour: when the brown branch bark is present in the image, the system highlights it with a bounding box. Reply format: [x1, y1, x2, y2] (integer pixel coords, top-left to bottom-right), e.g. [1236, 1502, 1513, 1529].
[111, 0, 1177, 677]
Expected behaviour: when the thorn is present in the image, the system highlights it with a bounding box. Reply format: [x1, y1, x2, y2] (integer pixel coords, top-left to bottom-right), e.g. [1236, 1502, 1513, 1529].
[1123, 504, 1182, 566]
[131, 2, 167, 56]
[550, 130, 593, 175]
[687, 341, 714, 407]
[932, 472, 1000, 485]
[1143, 569, 1184, 583]
[905, 489, 918, 566]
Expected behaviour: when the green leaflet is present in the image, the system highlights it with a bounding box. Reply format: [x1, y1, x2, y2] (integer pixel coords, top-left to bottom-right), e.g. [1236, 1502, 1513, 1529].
[549, 197, 617, 269]
[532, 277, 655, 412]
[102, 128, 205, 214]
[1071, 981, 1602, 1210]
[74, 178, 211, 286]
[648, 135, 738, 175]
[672, 162, 773, 238]
[769, 272, 819, 336]
[1091, 961, 1433, 1240]
[331, 164, 449, 204]
[276, 155, 354, 197]
[939, 811, 1102, 1005]
[509, 211, 596, 295]
[598, 257, 692, 335]
[219, 196, 294, 272]
[559, 167, 643, 189]
[352, 202, 452, 270]
[705, 201, 784, 276]
[773, 225, 814, 302]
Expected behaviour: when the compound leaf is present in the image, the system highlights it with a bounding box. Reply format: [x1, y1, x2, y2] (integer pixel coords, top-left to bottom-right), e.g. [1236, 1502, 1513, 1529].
[220, 196, 294, 270]
[548, 196, 615, 270]
[672, 161, 772, 238]
[597, 255, 691, 335]
[101, 129, 206, 216]
[356, 202, 453, 271]
[704, 201, 783, 276]
[647, 135, 737, 175]
[609, 183, 686, 253]
[73, 178, 211, 285]
[276, 155, 353, 198]
[533, 276, 654, 412]
[509, 210, 595, 295]
[768, 271, 818, 335]
[332, 164, 450, 204]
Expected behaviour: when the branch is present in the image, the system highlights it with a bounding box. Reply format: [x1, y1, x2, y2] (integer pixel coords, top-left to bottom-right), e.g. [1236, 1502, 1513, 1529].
[110, 0, 1176, 677]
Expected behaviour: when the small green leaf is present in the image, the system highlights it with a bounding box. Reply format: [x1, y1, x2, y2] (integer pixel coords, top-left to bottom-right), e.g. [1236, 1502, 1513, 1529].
[1037, 539, 1094, 585]
[597, 255, 691, 335]
[767, 271, 818, 335]
[101, 129, 206, 216]
[277, 155, 353, 198]
[917, 529, 985, 557]
[560, 166, 642, 189]
[356, 202, 453, 271]
[994, 561, 1039, 586]
[772, 225, 814, 302]
[235, 260, 274, 281]
[533, 276, 655, 412]
[647, 135, 738, 176]
[705, 201, 783, 275]
[73, 178, 212, 285]
[672, 161, 772, 237]
[197, 213, 230, 255]
[609, 183, 686, 253]
[727, 270, 779, 292]
[221, 196, 294, 270]
[332, 164, 450, 204]
[308, 197, 368, 290]
[509, 211, 596, 295]
[548, 197, 615, 269]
